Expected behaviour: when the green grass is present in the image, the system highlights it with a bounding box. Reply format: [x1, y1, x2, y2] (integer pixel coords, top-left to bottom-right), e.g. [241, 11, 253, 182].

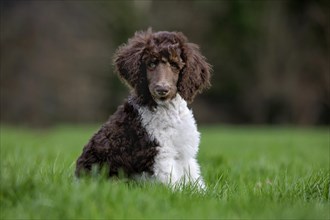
[0, 124, 329, 219]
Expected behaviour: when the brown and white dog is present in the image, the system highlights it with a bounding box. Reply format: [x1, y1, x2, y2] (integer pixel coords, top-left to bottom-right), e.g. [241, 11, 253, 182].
[75, 29, 211, 189]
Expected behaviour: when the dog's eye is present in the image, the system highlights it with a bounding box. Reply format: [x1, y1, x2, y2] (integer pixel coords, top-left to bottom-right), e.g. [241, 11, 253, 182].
[147, 61, 157, 69]
[170, 62, 180, 70]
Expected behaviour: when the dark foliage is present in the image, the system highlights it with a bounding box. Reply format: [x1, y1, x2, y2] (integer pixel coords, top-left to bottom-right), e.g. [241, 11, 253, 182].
[1, 1, 328, 125]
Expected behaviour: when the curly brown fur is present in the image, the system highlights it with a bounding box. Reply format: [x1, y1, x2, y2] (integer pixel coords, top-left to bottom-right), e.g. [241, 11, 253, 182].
[75, 98, 158, 177]
[75, 29, 211, 178]
[114, 28, 211, 106]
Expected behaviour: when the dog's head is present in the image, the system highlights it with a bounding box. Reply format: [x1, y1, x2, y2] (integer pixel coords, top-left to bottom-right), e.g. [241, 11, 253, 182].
[114, 28, 211, 106]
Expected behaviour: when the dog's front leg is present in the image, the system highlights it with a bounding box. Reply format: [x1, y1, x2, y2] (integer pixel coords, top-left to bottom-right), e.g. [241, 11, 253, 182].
[183, 158, 206, 190]
[152, 147, 180, 185]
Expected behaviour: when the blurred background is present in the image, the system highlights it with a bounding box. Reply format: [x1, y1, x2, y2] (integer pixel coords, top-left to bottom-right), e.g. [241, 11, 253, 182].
[0, 0, 329, 127]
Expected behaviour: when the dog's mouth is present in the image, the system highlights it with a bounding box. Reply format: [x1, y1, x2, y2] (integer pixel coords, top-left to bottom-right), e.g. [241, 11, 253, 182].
[150, 90, 176, 103]
[158, 96, 169, 102]
[151, 94, 171, 102]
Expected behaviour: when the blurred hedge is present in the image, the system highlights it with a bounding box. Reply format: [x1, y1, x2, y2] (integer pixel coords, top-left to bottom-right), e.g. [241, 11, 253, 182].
[1, 0, 329, 126]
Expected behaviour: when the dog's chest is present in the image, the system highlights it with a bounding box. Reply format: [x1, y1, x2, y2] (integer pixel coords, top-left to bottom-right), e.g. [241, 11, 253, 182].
[138, 96, 200, 158]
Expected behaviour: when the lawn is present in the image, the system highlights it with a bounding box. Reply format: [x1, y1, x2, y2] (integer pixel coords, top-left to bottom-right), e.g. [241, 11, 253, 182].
[0, 124, 329, 219]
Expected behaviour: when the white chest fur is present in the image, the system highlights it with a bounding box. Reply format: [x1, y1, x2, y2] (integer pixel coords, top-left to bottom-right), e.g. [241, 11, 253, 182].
[138, 95, 204, 188]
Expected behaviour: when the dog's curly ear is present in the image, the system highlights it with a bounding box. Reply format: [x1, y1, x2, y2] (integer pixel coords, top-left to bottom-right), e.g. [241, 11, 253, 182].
[113, 30, 152, 88]
[178, 40, 212, 103]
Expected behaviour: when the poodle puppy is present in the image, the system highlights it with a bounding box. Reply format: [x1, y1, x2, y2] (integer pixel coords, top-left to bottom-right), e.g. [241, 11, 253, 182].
[75, 29, 211, 189]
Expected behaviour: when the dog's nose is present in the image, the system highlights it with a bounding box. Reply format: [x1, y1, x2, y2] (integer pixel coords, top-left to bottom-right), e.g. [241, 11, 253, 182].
[155, 86, 170, 97]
